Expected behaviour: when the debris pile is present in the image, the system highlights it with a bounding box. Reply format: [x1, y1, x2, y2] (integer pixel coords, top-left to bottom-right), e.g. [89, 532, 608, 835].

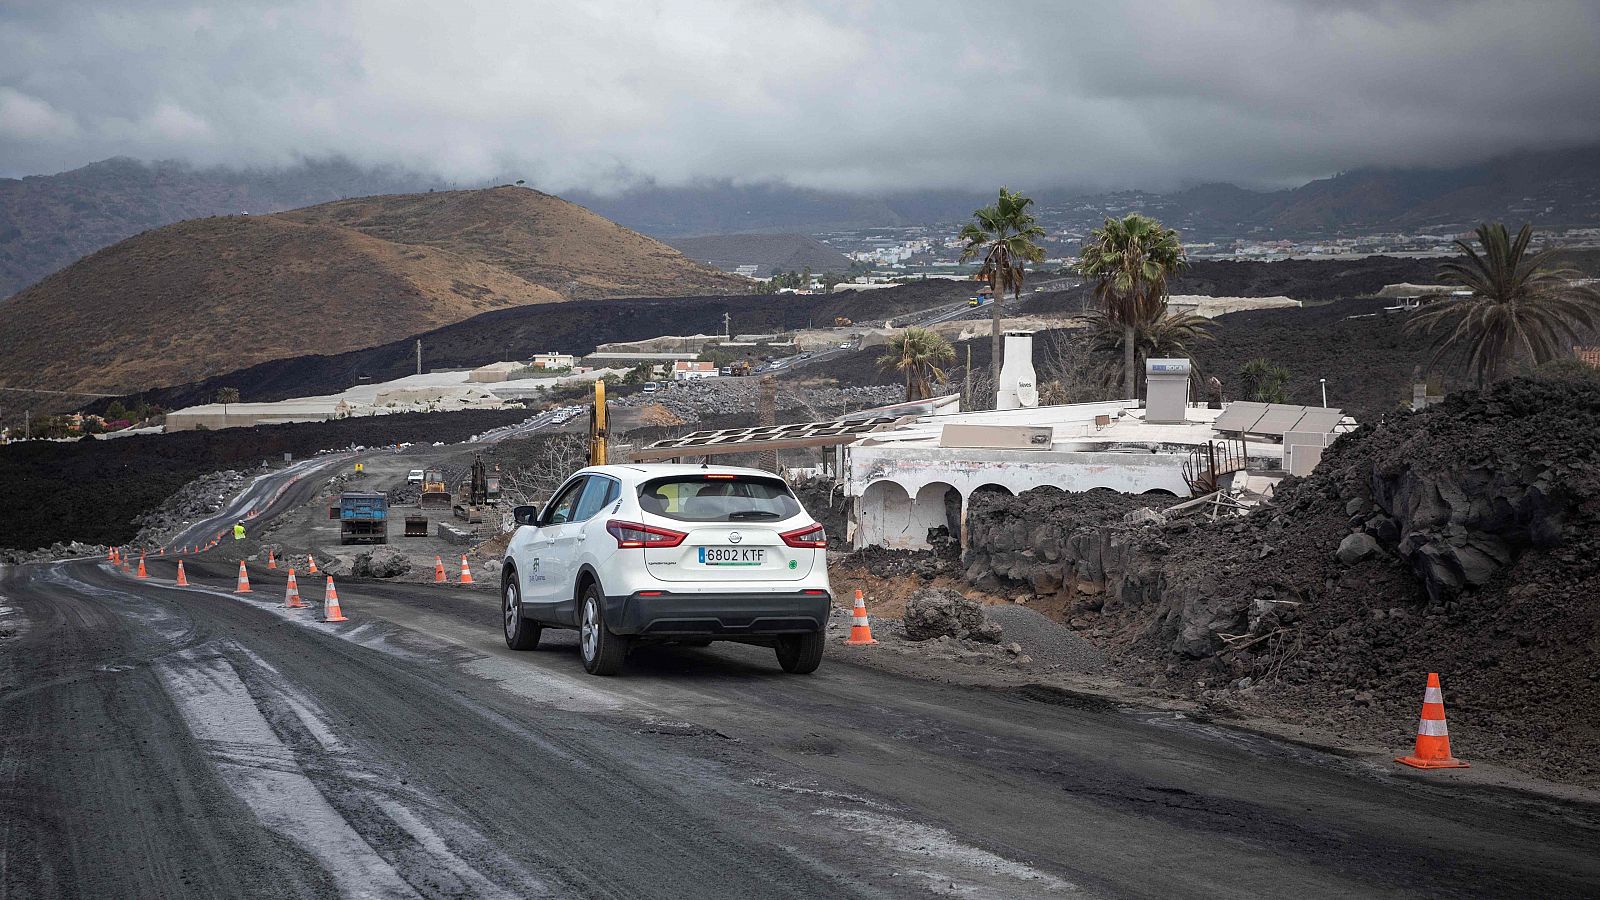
[612, 379, 901, 424]
[351, 548, 413, 578]
[0, 541, 109, 565]
[904, 587, 1003, 643]
[130, 469, 249, 547]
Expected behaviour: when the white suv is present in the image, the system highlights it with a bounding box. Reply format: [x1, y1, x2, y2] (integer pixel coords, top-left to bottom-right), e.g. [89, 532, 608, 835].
[502, 464, 832, 675]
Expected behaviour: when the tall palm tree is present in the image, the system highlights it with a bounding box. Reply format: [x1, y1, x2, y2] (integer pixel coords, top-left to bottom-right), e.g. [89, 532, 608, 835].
[1083, 310, 1213, 396]
[960, 188, 1046, 383]
[878, 328, 955, 401]
[1406, 222, 1600, 386]
[1076, 214, 1188, 398]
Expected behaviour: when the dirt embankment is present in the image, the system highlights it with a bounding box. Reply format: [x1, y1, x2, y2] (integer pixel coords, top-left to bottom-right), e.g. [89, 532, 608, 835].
[0, 409, 529, 551]
[954, 375, 1600, 786]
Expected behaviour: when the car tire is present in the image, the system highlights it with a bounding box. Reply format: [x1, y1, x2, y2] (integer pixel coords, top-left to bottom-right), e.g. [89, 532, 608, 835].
[677, 638, 713, 648]
[775, 632, 824, 674]
[504, 571, 541, 651]
[579, 583, 627, 676]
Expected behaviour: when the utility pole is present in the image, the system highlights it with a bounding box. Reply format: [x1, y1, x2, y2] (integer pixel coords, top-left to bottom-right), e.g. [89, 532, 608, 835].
[1319, 378, 1328, 408]
[723, 312, 731, 340]
[964, 345, 972, 411]
[23, 409, 29, 440]
[415, 339, 422, 375]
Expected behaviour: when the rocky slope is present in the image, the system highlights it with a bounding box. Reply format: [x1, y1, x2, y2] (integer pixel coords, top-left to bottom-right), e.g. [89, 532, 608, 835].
[960, 375, 1600, 784]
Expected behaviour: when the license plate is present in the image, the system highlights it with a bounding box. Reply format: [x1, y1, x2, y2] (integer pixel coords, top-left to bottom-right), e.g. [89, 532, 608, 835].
[699, 546, 765, 566]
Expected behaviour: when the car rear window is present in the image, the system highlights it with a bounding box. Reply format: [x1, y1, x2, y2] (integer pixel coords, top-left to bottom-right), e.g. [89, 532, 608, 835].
[638, 475, 801, 523]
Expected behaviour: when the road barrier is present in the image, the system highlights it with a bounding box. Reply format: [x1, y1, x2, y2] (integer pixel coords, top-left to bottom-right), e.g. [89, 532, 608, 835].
[458, 555, 474, 584]
[322, 576, 347, 622]
[1396, 672, 1469, 769]
[843, 589, 878, 645]
[235, 561, 252, 594]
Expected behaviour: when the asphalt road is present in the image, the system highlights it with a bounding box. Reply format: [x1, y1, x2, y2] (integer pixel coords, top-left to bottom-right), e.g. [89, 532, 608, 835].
[4, 465, 1600, 897]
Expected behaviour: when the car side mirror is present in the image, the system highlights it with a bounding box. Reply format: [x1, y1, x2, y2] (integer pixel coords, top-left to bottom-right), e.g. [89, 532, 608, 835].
[513, 505, 539, 527]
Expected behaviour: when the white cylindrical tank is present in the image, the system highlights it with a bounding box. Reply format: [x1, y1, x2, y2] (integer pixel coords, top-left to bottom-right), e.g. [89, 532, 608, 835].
[996, 331, 1038, 410]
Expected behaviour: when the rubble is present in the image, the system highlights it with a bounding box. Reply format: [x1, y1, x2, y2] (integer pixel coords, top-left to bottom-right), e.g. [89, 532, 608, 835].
[351, 548, 413, 578]
[0, 541, 110, 565]
[904, 587, 1003, 643]
[130, 469, 249, 547]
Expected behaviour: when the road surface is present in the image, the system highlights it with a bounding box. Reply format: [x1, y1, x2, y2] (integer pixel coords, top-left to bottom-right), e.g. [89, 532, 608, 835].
[3, 464, 1599, 897]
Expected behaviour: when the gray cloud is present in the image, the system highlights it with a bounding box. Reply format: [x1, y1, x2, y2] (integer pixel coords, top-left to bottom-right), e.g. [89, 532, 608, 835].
[2, 0, 1598, 192]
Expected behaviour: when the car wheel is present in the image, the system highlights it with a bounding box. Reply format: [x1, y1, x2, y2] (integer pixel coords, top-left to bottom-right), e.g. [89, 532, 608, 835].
[579, 583, 627, 675]
[775, 632, 824, 674]
[504, 572, 541, 651]
[677, 638, 713, 648]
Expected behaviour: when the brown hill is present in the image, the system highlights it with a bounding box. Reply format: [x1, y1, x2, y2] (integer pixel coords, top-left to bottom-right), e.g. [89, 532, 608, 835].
[0, 186, 742, 397]
[0, 214, 563, 396]
[277, 187, 744, 300]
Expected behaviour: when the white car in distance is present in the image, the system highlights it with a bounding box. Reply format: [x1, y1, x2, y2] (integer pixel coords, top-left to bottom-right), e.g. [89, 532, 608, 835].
[502, 464, 832, 675]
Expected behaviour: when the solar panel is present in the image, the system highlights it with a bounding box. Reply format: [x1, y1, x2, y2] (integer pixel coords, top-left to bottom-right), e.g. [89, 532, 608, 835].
[1213, 401, 1269, 433]
[1290, 408, 1344, 434]
[1252, 405, 1309, 436]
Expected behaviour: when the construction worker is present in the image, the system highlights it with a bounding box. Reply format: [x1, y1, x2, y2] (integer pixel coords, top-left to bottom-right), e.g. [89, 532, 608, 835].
[233, 521, 246, 541]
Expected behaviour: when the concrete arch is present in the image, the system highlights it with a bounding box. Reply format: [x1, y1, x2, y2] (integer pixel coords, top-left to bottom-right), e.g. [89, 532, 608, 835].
[971, 483, 1014, 497]
[1140, 488, 1178, 497]
[855, 479, 917, 549]
[912, 481, 962, 544]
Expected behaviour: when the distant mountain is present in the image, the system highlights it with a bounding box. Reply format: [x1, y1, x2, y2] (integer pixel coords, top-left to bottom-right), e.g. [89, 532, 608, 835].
[0, 187, 739, 397]
[0, 157, 443, 297]
[664, 233, 853, 276]
[570, 146, 1600, 240]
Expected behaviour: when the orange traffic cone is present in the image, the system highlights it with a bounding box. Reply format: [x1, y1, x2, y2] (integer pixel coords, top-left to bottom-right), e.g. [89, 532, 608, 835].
[458, 555, 474, 584]
[136, 553, 148, 579]
[434, 555, 447, 583]
[267, 549, 276, 570]
[175, 560, 189, 587]
[843, 589, 878, 645]
[284, 568, 304, 609]
[234, 560, 252, 594]
[1396, 672, 1469, 769]
[158, 547, 165, 556]
[322, 576, 347, 622]
[108, 548, 117, 564]
[307, 554, 318, 575]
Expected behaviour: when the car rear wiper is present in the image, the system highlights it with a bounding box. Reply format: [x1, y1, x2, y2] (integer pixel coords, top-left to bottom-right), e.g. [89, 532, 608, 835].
[727, 510, 781, 520]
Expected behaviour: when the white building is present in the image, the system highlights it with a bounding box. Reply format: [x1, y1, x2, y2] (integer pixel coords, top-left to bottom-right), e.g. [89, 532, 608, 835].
[672, 360, 720, 380]
[530, 352, 576, 369]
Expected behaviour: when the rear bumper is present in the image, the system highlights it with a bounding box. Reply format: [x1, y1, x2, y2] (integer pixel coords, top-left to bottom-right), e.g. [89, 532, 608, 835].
[605, 590, 831, 637]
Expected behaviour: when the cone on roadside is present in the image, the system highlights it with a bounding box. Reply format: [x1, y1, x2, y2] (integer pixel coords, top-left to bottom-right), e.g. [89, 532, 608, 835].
[267, 549, 277, 570]
[108, 548, 118, 564]
[1396, 672, 1469, 769]
[159, 547, 165, 556]
[136, 553, 148, 579]
[434, 555, 447, 583]
[843, 589, 878, 645]
[322, 576, 347, 622]
[284, 568, 304, 609]
[234, 560, 252, 594]
[175, 560, 189, 587]
[458, 554, 474, 584]
[307, 554, 318, 575]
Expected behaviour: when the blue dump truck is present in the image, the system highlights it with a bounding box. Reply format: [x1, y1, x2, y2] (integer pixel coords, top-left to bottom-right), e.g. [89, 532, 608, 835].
[329, 491, 388, 545]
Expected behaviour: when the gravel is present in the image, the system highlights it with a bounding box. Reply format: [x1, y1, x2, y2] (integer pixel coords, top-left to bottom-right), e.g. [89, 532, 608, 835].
[983, 605, 1107, 673]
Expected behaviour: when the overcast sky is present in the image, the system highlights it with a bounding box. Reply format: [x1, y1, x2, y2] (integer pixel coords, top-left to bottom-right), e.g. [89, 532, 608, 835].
[3, 0, 1599, 193]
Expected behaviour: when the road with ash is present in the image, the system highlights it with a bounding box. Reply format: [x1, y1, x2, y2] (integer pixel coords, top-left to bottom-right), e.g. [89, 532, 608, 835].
[3, 461, 1600, 898]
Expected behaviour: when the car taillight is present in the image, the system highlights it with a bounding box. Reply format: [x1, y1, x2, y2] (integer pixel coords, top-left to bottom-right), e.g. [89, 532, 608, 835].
[780, 523, 827, 548]
[606, 520, 686, 549]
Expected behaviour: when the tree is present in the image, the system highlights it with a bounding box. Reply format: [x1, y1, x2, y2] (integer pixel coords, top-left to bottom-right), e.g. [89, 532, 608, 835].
[1076, 214, 1188, 398]
[960, 188, 1046, 383]
[1239, 358, 1292, 403]
[215, 387, 240, 414]
[878, 328, 955, 401]
[1405, 222, 1600, 387]
[1084, 310, 1213, 396]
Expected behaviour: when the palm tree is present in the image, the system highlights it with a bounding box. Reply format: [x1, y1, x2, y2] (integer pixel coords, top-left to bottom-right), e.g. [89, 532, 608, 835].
[1076, 214, 1188, 398]
[215, 387, 240, 415]
[1238, 358, 1292, 403]
[960, 188, 1046, 383]
[1084, 310, 1213, 396]
[878, 328, 955, 401]
[1406, 222, 1600, 386]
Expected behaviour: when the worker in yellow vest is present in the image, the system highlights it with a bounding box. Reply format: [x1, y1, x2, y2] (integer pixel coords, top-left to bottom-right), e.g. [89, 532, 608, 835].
[233, 522, 246, 541]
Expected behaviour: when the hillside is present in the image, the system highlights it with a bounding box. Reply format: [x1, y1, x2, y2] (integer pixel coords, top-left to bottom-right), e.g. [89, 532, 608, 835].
[277, 187, 744, 300]
[0, 157, 435, 298]
[0, 214, 566, 396]
[665, 233, 852, 276]
[0, 187, 742, 398]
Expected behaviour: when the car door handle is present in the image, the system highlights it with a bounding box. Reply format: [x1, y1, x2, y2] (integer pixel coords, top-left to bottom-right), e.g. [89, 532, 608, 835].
[576, 533, 587, 542]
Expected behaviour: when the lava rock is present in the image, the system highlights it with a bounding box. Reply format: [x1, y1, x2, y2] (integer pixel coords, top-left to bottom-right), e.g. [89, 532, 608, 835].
[351, 548, 412, 578]
[1337, 532, 1380, 565]
[904, 587, 1003, 643]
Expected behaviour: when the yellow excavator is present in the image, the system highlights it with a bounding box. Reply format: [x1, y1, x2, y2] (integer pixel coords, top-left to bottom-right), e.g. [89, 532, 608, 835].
[419, 466, 451, 509]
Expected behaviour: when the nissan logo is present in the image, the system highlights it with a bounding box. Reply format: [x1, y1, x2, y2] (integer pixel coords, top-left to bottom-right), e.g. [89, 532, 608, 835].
[728, 531, 742, 543]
